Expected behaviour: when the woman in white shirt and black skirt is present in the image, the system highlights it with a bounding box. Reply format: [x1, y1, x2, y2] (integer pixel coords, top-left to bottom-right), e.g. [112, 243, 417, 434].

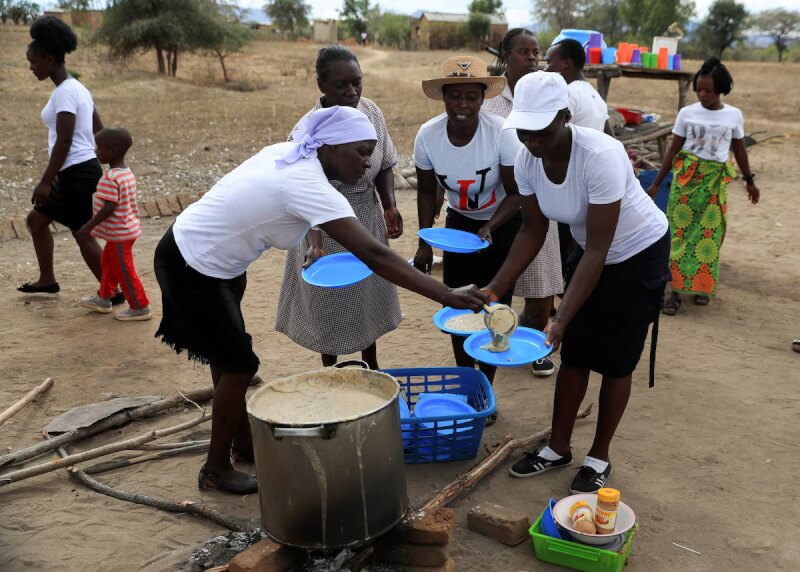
[486, 72, 670, 493]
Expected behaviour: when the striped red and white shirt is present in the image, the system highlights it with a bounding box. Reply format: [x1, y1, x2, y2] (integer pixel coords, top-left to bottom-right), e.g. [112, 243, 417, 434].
[91, 167, 142, 242]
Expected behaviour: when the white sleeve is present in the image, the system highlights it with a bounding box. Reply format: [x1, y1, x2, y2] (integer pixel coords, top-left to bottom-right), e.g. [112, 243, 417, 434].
[413, 128, 433, 170]
[567, 89, 578, 117]
[586, 149, 626, 205]
[53, 84, 79, 115]
[286, 175, 355, 228]
[672, 107, 688, 137]
[733, 108, 745, 139]
[499, 127, 522, 166]
[514, 148, 535, 196]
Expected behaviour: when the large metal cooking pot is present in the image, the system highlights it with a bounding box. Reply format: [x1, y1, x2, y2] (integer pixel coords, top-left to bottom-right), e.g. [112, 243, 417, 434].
[246, 362, 408, 549]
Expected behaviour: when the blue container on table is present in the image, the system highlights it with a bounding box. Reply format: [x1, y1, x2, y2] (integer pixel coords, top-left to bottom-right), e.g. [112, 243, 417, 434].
[382, 367, 495, 464]
[638, 170, 672, 213]
[551, 29, 607, 50]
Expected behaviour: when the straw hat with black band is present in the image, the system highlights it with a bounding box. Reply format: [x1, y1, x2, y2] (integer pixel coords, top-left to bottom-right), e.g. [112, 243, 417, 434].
[422, 56, 506, 100]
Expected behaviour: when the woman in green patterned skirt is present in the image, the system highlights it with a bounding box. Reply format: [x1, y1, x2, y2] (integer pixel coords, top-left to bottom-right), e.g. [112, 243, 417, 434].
[646, 57, 760, 315]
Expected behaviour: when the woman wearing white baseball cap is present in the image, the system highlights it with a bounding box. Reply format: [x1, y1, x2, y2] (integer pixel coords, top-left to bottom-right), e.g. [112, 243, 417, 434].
[484, 72, 670, 493]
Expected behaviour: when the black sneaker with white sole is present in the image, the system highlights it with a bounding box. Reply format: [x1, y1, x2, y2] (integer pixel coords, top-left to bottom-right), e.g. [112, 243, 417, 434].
[509, 449, 572, 478]
[531, 357, 556, 377]
[569, 463, 613, 493]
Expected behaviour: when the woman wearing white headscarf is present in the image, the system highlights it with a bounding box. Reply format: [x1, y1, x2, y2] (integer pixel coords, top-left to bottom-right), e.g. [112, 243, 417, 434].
[154, 106, 488, 494]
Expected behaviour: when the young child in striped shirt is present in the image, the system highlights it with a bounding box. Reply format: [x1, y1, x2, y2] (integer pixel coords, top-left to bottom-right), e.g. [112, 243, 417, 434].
[79, 128, 151, 321]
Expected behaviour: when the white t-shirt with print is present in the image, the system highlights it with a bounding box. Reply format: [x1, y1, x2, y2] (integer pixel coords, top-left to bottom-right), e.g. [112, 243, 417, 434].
[515, 125, 668, 265]
[41, 77, 96, 170]
[174, 142, 355, 280]
[414, 111, 521, 221]
[673, 102, 744, 163]
[568, 80, 609, 132]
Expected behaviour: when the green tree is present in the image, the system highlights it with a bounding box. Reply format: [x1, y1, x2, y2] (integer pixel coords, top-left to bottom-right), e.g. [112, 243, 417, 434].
[534, 0, 589, 30]
[377, 12, 409, 48]
[620, 0, 694, 41]
[466, 12, 490, 48]
[751, 9, 800, 62]
[0, 0, 12, 23]
[469, 0, 503, 15]
[581, 0, 624, 44]
[206, 7, 256, 82]
[265, 0, 310, 40]
[6, 1, 40, 24]
[98, 0, 227, 77]
[57, 0, 94, 10]
[341, 0, 370, 38]
[699, 0, 748, 57]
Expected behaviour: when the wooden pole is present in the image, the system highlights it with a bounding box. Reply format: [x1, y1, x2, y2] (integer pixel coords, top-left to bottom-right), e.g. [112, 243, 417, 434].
[56, 447, 248, 532]
[421, 404, 593, 512]
[0, 387, 214, 469]
[83, 442, 209, 475]
[0, 410, 209, 488]
[0, 378, 54, 428]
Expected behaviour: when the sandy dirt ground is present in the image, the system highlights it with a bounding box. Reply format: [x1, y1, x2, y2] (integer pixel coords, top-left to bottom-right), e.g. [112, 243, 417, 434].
[1, 26, 799, 572]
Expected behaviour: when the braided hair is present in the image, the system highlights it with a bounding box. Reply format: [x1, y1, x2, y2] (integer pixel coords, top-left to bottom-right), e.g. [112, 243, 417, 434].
[497, 28, 536, 64]
[693, 56, 733, 95]
[28, 16, 77, 64]
[315, 45, 360, 81]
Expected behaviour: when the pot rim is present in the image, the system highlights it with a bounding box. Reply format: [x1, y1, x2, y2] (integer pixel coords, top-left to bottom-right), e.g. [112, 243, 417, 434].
[246, 367, 400, 427]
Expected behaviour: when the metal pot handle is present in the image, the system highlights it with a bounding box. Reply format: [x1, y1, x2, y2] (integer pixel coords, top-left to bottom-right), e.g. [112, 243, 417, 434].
[273, 425, 337, 439]
[333, 359, 370, 370]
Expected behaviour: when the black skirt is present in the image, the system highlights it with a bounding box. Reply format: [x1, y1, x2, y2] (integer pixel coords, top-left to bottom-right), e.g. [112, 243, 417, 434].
[442, 208, 521, 306]
[153, 226, 260, 374]
[560, 232, 670, 379]
[35, 158, 102, 231]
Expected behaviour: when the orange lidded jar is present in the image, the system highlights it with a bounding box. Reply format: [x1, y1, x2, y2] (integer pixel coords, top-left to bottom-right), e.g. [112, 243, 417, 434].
[568, 501, 596, 534]
[594, 488, 621, 534]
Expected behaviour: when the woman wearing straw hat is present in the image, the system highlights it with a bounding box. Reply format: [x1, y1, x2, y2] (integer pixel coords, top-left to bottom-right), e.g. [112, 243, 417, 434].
[154, 106, 488, 494]
[413, 56, 523, 413]
[486, 72, 669, 493]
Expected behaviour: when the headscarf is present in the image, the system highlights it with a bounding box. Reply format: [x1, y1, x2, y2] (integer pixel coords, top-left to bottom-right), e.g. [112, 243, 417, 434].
[276, 105, 377, 168]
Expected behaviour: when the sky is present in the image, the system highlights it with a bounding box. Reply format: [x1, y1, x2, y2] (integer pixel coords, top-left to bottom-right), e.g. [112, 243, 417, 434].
[240, 0, 799, 28]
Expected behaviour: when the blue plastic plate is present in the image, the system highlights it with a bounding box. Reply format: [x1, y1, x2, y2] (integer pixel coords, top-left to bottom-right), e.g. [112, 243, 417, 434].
[432, 304, 498, 337]
[417, 228, 489, 253]
[463, 327, 552, 367]
[301, 252, 372, 288]
[414, 395, 477, 434]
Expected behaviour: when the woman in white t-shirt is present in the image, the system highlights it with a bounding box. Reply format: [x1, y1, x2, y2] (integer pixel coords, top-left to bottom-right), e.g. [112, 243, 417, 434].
[413, 56, 523, 398]
[154, 106, 488, 494]
[18, 17, 106, 296]
[646, 57, 760, 315]
[486, 72, 670, 493]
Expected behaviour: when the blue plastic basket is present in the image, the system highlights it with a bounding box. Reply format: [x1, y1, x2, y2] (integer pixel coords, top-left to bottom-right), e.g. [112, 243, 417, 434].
[638, 170, 672, 214]
[382, 367, 496, 464]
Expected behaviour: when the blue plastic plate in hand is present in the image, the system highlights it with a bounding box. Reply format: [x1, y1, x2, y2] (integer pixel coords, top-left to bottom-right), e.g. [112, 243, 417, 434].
[462, 327, 552, 367]
[432, 304, 498, 337]
[301, 252, 372, 288]
[417, 228, 489, 253]
[414, 395, 477, 434]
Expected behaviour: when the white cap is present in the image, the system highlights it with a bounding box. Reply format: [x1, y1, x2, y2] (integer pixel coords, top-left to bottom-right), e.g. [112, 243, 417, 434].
[503, 72, 569, 132]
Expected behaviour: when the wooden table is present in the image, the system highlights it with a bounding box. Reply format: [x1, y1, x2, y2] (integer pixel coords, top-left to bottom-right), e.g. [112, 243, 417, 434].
[583, 64, 694, 112]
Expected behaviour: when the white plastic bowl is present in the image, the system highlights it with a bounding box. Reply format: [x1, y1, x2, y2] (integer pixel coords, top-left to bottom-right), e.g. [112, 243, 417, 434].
[552, 493, 636, 546]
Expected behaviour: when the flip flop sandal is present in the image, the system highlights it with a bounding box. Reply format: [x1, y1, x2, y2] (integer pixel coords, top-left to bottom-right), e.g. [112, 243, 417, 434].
[661, 296, 681, 316]
[693, 295, 710, 306]
[17, 282, 60, 294]
[198, 465, 258, 494]
[792, 340, 800, 354]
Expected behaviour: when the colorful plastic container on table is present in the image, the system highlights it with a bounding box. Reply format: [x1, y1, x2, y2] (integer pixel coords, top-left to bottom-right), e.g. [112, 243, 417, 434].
[658, 47, 669, 69]
[551, 29, 607, 49]
[630, 48, 642, 66]
[616, 108, 642, 126]
[589, 47, 602, 64]
[602, 48, 617, 64]
[672, 54, 682, 70]
[588, 32, 603, 48]
[383, 367, 495, 464]
[529, 510, 638, 572]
